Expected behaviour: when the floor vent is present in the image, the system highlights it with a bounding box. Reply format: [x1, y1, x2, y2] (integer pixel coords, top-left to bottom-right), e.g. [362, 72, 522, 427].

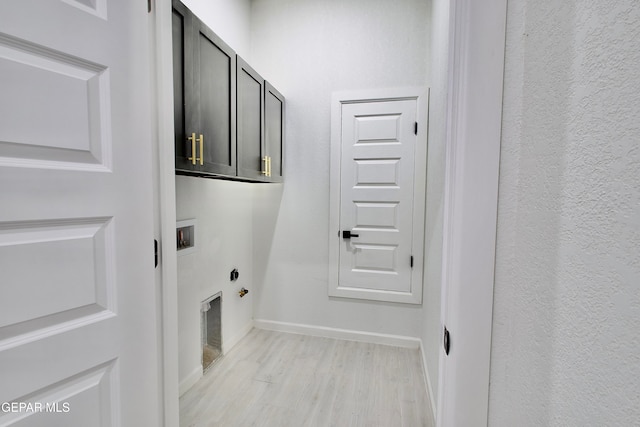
[201, 292, 222, 372]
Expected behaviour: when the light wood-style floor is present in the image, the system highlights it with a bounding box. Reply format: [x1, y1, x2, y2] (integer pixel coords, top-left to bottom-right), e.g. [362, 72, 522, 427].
[180, 328, 434, 427]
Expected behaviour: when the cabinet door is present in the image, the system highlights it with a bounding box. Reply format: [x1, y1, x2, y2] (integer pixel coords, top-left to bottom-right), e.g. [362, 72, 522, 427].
[194, 21, 236, 176]
[236, 56, 265, 181]
[172, 0, 194, 173]
[265, 82, 285, 182]
[172, 0, 236, 177]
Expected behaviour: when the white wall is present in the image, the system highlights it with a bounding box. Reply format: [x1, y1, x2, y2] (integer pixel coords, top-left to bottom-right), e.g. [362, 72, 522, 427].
[175, 177, 255, 394]
[490, 0, 640, 424]
[181, 0, 251, 57]
[421, 0, 448, 410]
[175, 0, 253, 394]
[249, 0, 430, 338]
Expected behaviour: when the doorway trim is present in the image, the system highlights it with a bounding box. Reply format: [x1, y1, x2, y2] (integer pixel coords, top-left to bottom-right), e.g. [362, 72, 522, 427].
[151, 0, 180, 425]
[150, 0, 508, 425]
[436, 0, 507, 426]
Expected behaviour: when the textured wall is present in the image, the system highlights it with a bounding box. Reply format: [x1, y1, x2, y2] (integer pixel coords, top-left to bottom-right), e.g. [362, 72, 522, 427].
[421, 0, 448, 408]
[250, 0, 430, 338]
[490, 0, 640, 424]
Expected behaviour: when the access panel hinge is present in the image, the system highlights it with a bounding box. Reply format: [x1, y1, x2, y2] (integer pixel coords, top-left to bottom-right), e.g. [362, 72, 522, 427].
[414, 122, 418, 135]
[410, 255, 414, 268]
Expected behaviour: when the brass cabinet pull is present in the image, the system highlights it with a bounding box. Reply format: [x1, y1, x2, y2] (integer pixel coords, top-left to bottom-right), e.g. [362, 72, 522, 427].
[187, 133, 204, 166]
[188, 133, 197, 165]
[262, 156, 272, 177]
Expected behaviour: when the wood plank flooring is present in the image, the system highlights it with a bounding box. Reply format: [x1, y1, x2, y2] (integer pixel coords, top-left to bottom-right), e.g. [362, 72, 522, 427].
[180, 328, 434, 427]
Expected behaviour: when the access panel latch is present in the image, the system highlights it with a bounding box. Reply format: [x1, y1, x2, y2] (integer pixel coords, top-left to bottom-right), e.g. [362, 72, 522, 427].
[342, 230, 360, 239]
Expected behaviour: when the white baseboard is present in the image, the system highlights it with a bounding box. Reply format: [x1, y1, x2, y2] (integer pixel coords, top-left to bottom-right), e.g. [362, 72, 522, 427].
[253, 319, 420, 349]
[179, 365, 202, 397]
[223, 320, 254, 354]
[420, 340, 437, 424]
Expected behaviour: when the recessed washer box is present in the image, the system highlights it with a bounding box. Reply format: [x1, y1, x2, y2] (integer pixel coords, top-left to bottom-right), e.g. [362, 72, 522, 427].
[176, 219, 196, 256]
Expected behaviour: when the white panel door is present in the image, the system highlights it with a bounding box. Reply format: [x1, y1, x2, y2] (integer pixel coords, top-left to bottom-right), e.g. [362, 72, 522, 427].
[330, 91, 427, 305]
[0, 1, 159, 426]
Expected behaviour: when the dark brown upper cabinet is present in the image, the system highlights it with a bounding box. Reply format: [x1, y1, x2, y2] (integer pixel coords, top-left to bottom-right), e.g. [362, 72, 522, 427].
[172, 0, 284, 182]
[237, 59, 286, 183]
[173, 0, 236, 177]
[264, 82, 285, 182]
[236, 56, 265, 182]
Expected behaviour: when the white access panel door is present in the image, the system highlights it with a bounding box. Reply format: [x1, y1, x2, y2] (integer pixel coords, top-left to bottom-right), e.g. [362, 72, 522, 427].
[0, 1, 159, 426]
[330, 90, 427, 305]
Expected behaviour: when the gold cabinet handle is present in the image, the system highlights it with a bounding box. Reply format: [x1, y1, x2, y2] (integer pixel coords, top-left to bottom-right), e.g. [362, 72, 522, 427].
[188, 133, 204, 166]
[188, 132, 196, 165]
[261, 156, 269, 175]
[267, 156, 272, 177]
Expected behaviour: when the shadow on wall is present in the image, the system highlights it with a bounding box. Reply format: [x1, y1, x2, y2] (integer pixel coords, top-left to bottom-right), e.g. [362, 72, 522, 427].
[252, 183, 284, 304]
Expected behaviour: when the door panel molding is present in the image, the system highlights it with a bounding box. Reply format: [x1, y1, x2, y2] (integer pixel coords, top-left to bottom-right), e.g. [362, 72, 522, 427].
[0, 0, 160, 424]
[329, 87, 429, 305]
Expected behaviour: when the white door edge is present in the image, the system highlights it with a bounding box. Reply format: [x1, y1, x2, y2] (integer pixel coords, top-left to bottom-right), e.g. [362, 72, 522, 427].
[329, 87, 429, 305]
[151, 0, 180, 425]
[436, 0, 507, 426]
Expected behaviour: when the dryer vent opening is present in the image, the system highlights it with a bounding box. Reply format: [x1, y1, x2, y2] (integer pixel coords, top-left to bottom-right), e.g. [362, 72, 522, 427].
[201, 293, 221, 372]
